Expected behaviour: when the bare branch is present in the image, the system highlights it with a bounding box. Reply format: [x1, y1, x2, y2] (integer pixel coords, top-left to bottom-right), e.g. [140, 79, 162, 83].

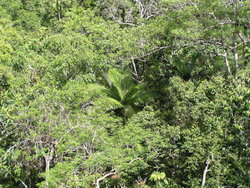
[129, 157, 143, 164]
[81, 101, 93, 110]
[133, 37, 229, 60]
[201, 154, 214, 187]
[238, 33, 248, 44]
[201, 158, 212, 187]
[1, 140, 29, 160]
[131, 58, 139, 78]
[96, 170, 116, 188]
[20, 180, 28, 188]
[117, 21, 138, 27]
[212, 49, 232, 76]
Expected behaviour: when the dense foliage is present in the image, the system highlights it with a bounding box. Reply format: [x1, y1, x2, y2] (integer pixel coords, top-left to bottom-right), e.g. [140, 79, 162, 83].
[0, 0, 249, 187]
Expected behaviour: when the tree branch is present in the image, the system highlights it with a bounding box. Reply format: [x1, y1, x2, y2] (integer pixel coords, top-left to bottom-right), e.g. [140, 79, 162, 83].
[117, 21, 138, 27]
[131, 58, 139, 79]
[96, 170, 116, 188]
[201, 159, 212, 187]
[20, 180, 28, 188]
[129, 157, 143, 163]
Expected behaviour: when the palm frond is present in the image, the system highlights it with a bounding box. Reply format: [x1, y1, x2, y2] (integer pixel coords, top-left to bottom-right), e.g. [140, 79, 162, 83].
[101, 68, 160, 118]
[123, 105, 136, 119]
[107, 68, 123, 99]
[134, 90, 160, 103]
[94, 96, 123, 112]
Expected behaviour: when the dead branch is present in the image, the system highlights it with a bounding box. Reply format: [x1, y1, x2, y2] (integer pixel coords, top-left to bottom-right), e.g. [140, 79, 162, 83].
[20, 180, 28, 188]
[96, 170, 116, 188]
[129, 157, 143, 164]
[201, 159, 212, 187]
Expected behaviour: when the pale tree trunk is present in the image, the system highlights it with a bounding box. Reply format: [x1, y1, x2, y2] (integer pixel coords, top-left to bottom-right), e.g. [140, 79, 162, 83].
[224, 50, 232, 76]
[96, 171, 116, 188]
[44, 146, 55, 187]
[79, 0, 83, 6]
[238, 32, 247, 63]
[131, 58, 139, 81]
[201, 159, 212, 187]
[233, 0, 239, 75]
[233, 40, 239, 75]
[56, 0, 62, 20]
[44, 155, 53, 173]
[217, 49, 232, 76]
[44, 155, 53, 187]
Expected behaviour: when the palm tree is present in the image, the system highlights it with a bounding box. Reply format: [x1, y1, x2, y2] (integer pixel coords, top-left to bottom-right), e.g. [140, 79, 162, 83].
[97, 68, 158, 119]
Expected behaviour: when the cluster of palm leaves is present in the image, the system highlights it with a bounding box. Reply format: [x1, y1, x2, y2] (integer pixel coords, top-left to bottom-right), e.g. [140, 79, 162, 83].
[94, 68, 158, 119]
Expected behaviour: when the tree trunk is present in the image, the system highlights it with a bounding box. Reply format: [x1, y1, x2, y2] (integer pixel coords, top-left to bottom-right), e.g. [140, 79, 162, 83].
[44, 155, 53, 187]
[233, 0, 239, 75]
[44, 145, 55, 187]
[201, 159, 212, 187]
[223, 50, 232, 76]
[79, 0, 83, 6]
